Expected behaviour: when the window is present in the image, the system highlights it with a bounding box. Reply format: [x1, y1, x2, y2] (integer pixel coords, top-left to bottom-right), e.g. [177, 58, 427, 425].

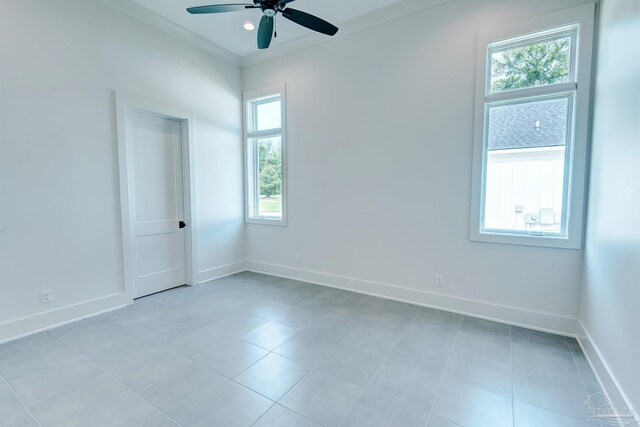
[470, 4, 595, 249]
[244, 85, 287, 225]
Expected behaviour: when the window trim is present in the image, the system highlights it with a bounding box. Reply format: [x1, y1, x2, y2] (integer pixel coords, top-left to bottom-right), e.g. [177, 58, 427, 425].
[243, 84, 287, 226]
[470, 3, 595, 249]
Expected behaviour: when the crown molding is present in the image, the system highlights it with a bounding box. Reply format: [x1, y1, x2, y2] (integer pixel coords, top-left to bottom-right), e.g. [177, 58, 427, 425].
[240, 0, 453, 68]
[100, 0, 243, 67]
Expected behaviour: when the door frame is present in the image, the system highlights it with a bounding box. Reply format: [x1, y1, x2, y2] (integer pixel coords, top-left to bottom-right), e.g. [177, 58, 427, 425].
[115, 91, 198, 302]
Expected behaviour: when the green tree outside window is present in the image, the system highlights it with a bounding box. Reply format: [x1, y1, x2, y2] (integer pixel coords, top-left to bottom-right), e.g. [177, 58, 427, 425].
[491, 37, 571, 92]
[258, 139, 282, 198]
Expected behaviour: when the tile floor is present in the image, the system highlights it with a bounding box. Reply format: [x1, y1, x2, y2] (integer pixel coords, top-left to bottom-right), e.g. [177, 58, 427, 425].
[0, 272, 605, 427]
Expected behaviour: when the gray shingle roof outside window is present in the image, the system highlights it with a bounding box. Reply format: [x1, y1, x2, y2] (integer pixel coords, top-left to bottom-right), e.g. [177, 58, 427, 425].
[488, 97, 568, 151]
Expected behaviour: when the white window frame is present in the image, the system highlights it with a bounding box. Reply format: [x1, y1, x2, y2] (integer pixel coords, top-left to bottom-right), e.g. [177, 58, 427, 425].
[243, 84, 287, 226]
[470, 3, 595, 249]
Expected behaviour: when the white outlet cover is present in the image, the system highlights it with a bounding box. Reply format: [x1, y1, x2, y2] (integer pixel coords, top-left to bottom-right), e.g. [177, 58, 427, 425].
[40, 289, 53, 304]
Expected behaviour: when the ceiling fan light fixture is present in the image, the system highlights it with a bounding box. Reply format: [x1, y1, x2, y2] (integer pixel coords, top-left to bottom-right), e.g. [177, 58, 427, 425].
[243, 22, 255, 30]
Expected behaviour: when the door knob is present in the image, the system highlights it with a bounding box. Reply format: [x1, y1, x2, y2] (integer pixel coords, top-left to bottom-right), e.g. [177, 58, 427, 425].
[179, 221, 186, 229]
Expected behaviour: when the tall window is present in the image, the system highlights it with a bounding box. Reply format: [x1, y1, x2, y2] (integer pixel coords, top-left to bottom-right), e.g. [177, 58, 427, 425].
[470, 4, 594, 249]
[244, 85, 287, 225]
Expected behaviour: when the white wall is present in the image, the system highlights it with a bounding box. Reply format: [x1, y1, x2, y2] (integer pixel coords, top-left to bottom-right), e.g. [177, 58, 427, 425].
[0, 0, 244, 341]
[243, 0, 594, 332]
[579, 0, 640, 413]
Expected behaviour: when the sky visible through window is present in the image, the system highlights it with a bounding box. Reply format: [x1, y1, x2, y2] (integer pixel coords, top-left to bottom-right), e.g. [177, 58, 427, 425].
[256, 99, 281, 131]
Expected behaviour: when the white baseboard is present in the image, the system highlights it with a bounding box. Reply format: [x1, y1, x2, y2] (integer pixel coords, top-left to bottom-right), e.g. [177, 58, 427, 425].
[0, 293, 129, 344]
[245, 260, 579, 336]
[0, 260, 578, 342]
[197, 260, 247, 284]
[576, 322, 639, 426]
[0, 261, 247, 345]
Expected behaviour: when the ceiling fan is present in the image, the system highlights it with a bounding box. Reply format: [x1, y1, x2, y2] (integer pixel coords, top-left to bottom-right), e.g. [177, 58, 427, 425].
[187, 1, 339, 49]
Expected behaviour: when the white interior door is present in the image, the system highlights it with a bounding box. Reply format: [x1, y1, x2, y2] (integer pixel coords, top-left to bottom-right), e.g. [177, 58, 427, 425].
[128, 111, 186, 298]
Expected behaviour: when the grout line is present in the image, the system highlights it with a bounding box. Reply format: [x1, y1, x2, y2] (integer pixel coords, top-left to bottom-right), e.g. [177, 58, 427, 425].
[564, 336, 604, 426]
[336, 308, 420, 427]
[295, 306, 470, 424]
[95, 289, 319, 425]
[248, 401, 277, 427]
[247, 369, 320, 427]
[515, 398, 607, 425]
[108, 314, 286, 422]
[423, 315, 464, 427]
[564, 335, 593, 396]
[511, 332, 600, 424]
[0, 333, 61, 364]
[0, 373, 44, 427]
[226, 302, 340, 426]
[52, 333, 186, 427]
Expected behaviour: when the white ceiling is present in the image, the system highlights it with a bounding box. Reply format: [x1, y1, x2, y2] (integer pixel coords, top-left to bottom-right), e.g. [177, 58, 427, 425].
[130, 0, 406, 57]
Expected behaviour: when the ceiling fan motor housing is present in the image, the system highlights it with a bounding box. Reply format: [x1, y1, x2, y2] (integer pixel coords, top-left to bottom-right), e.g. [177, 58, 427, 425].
[260, 0, 279, 16]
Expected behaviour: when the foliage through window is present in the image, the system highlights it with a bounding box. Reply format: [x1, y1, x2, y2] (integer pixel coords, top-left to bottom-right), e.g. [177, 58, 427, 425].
[244, 88, 286, 224]
[491, 35, 572, 92]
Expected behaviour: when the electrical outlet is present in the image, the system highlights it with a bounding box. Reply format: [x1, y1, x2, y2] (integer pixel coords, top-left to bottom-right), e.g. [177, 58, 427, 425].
[40, 289, 53, 304]
[296, 254, 301, 265]
[435, 275, 445, 287]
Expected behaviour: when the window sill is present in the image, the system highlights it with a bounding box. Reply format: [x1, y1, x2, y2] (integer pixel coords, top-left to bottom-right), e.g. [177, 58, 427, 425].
[245, 217, 287, 227]
[470, 230, 581, 250]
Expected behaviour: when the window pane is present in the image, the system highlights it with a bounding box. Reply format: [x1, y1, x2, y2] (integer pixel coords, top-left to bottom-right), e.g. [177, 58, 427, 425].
[257, 136, 282, 218]
[255, 99, 281, 131]
[490, 35, 572, 93]
[483, 97, 569, 234]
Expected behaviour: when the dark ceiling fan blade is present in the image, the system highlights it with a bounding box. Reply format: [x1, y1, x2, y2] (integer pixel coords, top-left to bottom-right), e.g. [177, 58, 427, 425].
[187, 4, 256, 14]
[257, 15, 274, 49]
[281, 8, 338, 36]
[278, 0, 296, 5]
